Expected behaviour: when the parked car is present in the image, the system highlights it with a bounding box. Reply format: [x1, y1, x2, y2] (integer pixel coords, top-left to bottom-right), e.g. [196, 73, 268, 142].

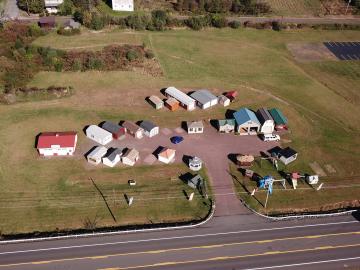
[170, 136, 184, 144]
[262, 134, 280, 142]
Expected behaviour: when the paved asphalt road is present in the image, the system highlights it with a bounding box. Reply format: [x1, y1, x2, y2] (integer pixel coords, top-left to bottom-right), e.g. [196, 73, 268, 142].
[0, 213, 359, 269]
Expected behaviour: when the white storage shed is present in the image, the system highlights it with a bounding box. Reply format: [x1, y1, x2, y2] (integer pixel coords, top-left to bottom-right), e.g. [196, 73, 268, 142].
[165, 87, 196, 111]
[86, 125, 113, 145]
[190, 89, 218, 109]
[87, 146, 108, 165]
[256, 108, 275, 134]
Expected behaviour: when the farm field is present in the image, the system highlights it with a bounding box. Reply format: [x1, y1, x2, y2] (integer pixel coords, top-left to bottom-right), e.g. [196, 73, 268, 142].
[262, 0, 323, 16]
[1, 27, 360, 234]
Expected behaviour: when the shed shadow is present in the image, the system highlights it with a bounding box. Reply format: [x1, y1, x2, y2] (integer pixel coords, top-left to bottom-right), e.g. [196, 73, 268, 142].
[182, 155, 192, 166]
[179, 172, 194, 185]
[209, 119, 218, 130]
[225, 109, 236, 119]
[34, 133, 41, 148]
[84, 145, 98, 160]
[152, 146, 164, 158]
[228, 153, 238, 165]
[83, 125, 90, 135]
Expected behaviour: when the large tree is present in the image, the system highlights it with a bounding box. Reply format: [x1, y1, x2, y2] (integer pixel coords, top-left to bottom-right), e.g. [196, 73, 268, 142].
[17, 0, 44, 14]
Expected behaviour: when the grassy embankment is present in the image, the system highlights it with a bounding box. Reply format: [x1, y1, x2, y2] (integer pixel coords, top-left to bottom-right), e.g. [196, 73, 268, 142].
[0, 27, 359, 234]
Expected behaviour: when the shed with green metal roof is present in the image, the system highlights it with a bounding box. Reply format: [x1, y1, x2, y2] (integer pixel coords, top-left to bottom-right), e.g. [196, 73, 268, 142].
[269, 108, 288, 130]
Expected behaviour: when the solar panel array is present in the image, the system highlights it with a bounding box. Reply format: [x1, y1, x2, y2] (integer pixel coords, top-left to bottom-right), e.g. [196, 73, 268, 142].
[324, 42, 360, 60]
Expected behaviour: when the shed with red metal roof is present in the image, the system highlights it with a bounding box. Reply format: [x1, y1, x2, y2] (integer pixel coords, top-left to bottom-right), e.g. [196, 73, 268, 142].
[37, 132, 77, 156]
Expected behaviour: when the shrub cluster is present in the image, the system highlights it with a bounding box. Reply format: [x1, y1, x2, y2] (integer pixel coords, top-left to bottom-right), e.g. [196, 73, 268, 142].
[57, 27, 81, 36]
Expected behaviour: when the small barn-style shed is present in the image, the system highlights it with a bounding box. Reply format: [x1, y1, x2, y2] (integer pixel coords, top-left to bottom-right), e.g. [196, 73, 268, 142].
[37, 132, 77, 156]
[233, 108, 260, 135]
[256, 108, 275, 134]
[269, 108, 288, 130]
[39, 16, 56, 28]
[187, 121, 204, 134]
[279, 147, 298, 165]
[217, 119, 235, 133]
[86, 125, 113, 145]
[148, 95, 164, 110]
[158, 148, 176, 164]
[139, 121, 159, 138]
[101, 121, 126, 140]
[190, 89, 218, 109]
[121, 148, 139, 166]
[87, 146, 108, 165]
[218, 95, 230, 107]
[165, 98, 179, 111]
[122, 121, 144, 139]
[102, 148, 123, 167]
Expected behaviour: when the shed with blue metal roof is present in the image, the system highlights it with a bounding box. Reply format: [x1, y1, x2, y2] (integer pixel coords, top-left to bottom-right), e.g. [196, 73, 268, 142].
[233, 108, 260, 135]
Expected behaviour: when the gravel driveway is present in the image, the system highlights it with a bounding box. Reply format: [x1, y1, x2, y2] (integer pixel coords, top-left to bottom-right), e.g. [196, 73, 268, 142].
[89, 121, 279, 217]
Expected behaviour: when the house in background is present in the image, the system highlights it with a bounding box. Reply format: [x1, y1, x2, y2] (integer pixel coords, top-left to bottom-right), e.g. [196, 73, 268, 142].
[37, 132, 77, 156]
[256, 108, 275, 134]
[233, 108, 260, 135]
[269, 108, 288, 130]
[122, 148, 139, 166]
[139, 121, 159, 138]
[158, 148, 176, 164]
[87, 146, 108, 165]
[122, 121, 143, 139]
[165, 98, 179, 111]
[38, 16, 56, 28]
[63, 19, 81, 30]
[86, 125, 113, 145]
[44, 0, 63, 14]
[165, 87, 196, 111]
[187, 121, 204, 134]
[218, 95, 230, 107]
[101, 121, 126, 140]
[111, 0, 134, 11]
[190, 89, 218, 109]
[217, 119, 235, 133]
[102, 148, 123, 167]
[148, 95, 164, 110]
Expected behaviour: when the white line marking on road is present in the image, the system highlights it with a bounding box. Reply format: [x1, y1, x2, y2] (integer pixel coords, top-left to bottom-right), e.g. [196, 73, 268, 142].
[0, 221, 358, 255]
[241, 256, 360, 270]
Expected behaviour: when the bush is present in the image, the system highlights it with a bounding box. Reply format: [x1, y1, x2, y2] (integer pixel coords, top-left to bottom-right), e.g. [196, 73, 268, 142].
[58, 0, 75, 15]
[57, 27, 81, 36]
[90, 13, 105, 30]
[210, 14, 228, 28]
[272, 21, 281, 31]
[73, 10, 84, 24]
[126, 14, 151, 30]
[229, 20, 241, 29]
[186, 16, 210, 30]
[126, 50, 140, 61]
[54, 60, 63, 72]
[17, 0, 44, 14]
[151, 10, 169, 31]
[87, 57, 103, 69]
[72, 59, 82, 71]
[27, 23, 44, 37]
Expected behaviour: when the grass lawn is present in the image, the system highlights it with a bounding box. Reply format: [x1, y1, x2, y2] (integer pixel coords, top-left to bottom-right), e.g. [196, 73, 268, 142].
[1, 27, 360, 234]
[230, 163, 360, 215]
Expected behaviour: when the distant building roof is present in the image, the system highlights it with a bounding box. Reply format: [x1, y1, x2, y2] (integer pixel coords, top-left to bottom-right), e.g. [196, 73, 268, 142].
[165, 87, 195, 106]
[190, 89, 217, 105]
[187, 121, 204, 129]
[149, 95, 163, 105]
[104, 148, 123, 162]
[159, 148, 176, 159]
[86, 125, 112, 139]
[39, 16, 56, 25]
[101, 121, 123, 134]
[123, 148, 139, 161]
[37, 132, 77, 149]
[269, 108, 287, 125]
[165, 97, 179, 106]
[233, 108, 260, 125]
[256, 108, 273, 123]
[218, 119, 235, 126]
[88, 146, 108, 159]
[123, 121, 142, 133]
[63, 19, 80, 29]
[139, 121, 157, 132]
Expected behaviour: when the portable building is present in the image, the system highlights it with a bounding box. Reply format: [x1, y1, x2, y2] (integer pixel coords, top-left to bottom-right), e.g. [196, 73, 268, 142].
[279, 147, 298, 165]
[101, 121, 126, 140]
[158, 148, 176, 164]
[187, 121, 204, 134]
[111, 0, 134, 11]
[122, 121, 143, 139]
[63, 19, 80, 30]
[225, 91, 237, 101]
[37, 132, 77, 156]
[269, 108, 288, 130]
[102, 148, 123, 167]
[139, 121, 159, 138]
[86, 125, 113, 145]
[87, 146, 108, 165]
[256, 108, 275, 134]
[164, 87, 196, 111]
[38, 16, 56, 28]
[165, 98, 179, 111]
[218, 95, 230, 107]
[190, 89, 218, 109]
[121, 148, 139, 166]
[217, 119, 235, 133]
[233, 108, 260, 135]
[148, 95, 164, 110]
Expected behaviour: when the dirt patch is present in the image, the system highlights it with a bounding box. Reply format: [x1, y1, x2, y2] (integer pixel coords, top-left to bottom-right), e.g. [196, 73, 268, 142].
[324, 164, 337, 174]
[287, 43, 338, 62]
[309, 161, 327, 176]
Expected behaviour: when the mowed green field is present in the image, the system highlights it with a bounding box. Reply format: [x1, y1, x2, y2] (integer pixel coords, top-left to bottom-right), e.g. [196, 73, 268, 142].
[0, 28, 359, 234]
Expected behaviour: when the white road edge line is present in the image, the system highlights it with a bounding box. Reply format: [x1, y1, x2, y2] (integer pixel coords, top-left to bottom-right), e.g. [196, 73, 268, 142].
[241, 256, 360, 270]
[0, 220, 358, 255]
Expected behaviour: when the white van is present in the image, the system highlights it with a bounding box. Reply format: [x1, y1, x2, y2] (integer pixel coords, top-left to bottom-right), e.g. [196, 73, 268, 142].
[262, 134, 280, 142]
